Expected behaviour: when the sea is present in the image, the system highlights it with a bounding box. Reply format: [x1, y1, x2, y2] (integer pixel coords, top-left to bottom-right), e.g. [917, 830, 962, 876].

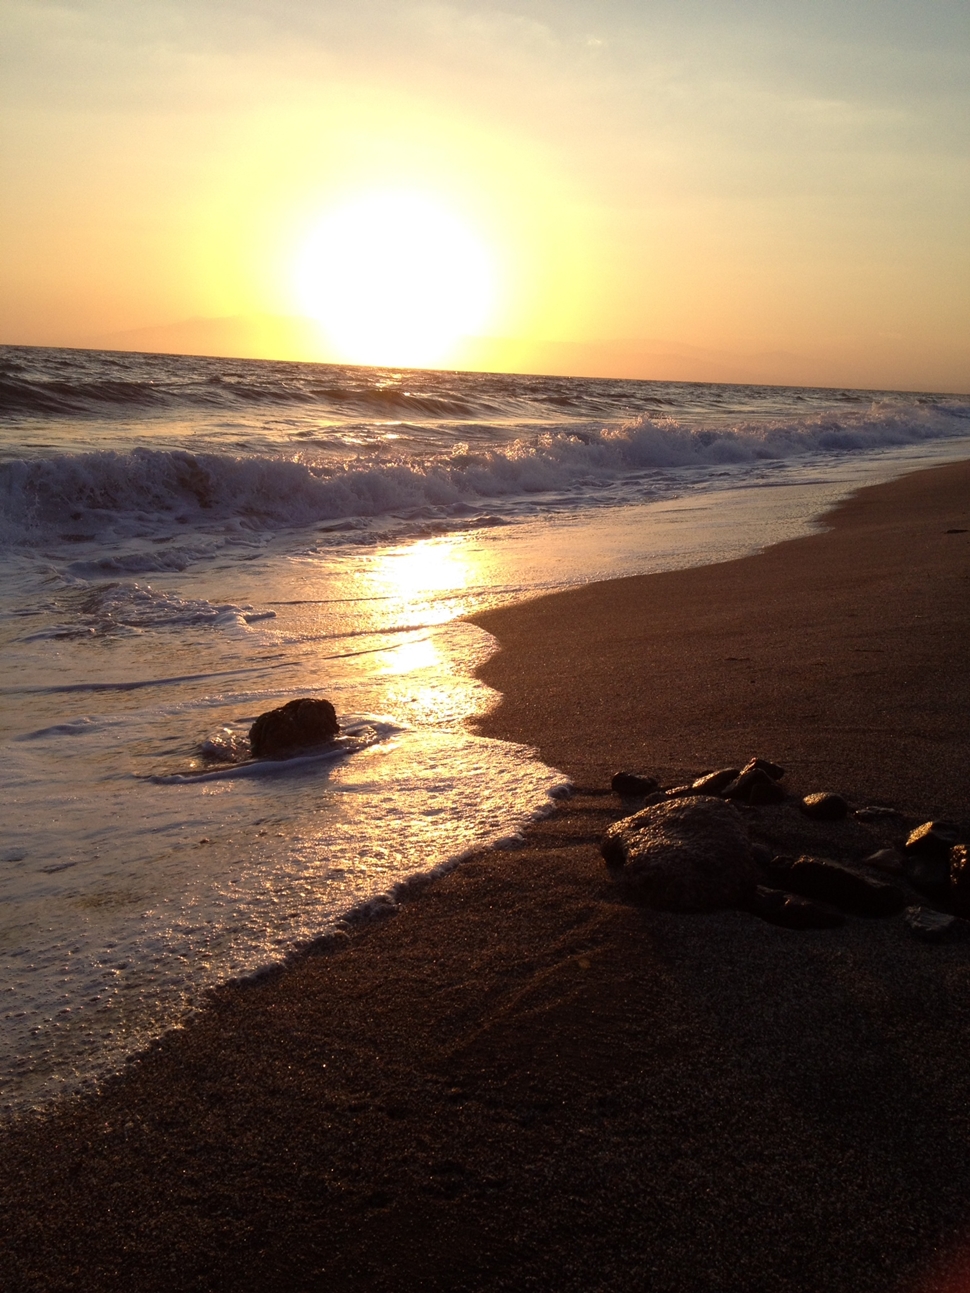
[2, 343, 969, 1118]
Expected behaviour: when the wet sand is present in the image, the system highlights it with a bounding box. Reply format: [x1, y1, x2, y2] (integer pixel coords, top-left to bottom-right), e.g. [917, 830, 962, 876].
[1, 461, 969, 1293]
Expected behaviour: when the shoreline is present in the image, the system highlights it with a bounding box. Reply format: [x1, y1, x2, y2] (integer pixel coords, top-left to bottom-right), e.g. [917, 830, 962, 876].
[2, 459, 970, 1293]
[471, 458, 970, 819]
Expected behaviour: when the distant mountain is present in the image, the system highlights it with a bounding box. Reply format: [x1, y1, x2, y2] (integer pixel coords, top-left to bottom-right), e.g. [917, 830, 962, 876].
[88, 315, 331, 364]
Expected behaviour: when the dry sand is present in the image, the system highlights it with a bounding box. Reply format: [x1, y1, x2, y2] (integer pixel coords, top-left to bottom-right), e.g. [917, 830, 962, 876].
[1, 461, 969, 1293]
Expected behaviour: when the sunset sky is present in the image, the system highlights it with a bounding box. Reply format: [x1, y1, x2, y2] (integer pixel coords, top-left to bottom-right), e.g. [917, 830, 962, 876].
[2, 0, 968, 389]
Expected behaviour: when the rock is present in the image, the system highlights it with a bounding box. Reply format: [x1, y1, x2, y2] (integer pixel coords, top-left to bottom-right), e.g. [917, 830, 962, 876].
[664, 784, 698, 799]
[722, 767, 786, 805]
[904, 854, 952, 890]
[799, 792, 850, 821]
[601, 796, 759, 911]
[950, 845, 970, 914]
[249, 697, 340, 759]
[741, 756, 786, 781]
[600, 831, 628, 869]
[691, 768, 740, 794]
[860, 848, 904, 875]
[761, 854, 797, 887]
[746, 773, 787, 806]
[779, 855, 906, 917]
[905, 821, 961, 859]
[746, 886, 845, 930]
[611, 771, 660, 797]
[904, 906, 960, 943]
[751, 843, 774, 868]
[903, 823, 962, 891]
[854, 805, 904, 823]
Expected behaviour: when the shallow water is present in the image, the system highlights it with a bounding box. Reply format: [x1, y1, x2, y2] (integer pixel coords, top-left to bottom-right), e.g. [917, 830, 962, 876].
[2, 345, 968, 1116]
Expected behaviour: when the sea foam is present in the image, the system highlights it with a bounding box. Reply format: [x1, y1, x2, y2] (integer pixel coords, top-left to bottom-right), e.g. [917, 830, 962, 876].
[2, 400, 968, 547]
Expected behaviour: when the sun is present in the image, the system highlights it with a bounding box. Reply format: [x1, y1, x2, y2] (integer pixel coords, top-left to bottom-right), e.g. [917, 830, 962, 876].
[294, 190, 496, 368]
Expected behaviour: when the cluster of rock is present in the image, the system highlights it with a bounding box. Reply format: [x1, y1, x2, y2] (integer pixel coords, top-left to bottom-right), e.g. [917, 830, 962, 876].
[249, 698, 340, 759]
[603, 759, 968, 942]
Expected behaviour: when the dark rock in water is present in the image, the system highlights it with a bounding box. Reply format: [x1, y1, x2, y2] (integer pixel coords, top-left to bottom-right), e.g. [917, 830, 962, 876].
[691, 768, 740, 794]
[741, 756, 786, 781]
[746, 886, 845, 930]
[601, 796, 758, 912]
[905, 820, 961, 859]
[722, 767, 786, 805]
[249, 698, 340, 759]
[611, 771, 660, 797]
[781, 856, 906, 917]
[905, 906, 961, 943]
[799, 792, 849, 821]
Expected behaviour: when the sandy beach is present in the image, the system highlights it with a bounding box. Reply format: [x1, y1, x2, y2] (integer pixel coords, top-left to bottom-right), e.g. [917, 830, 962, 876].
[1, 459, 969, 1293]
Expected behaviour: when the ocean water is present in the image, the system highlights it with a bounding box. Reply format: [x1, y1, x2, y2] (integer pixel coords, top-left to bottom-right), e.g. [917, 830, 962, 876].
[2, 343, 969, 1118]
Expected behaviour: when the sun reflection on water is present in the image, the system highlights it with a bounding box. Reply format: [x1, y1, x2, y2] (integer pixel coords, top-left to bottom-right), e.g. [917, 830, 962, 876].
[378, 635, 439, 675]
[368, 534, 478, 627]
[292, 532, 506, 727]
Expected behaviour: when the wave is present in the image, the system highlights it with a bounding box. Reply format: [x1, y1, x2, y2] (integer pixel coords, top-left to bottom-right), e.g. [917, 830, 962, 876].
[1, 400, 968, 547]
[19, 582, 276, 640]
[0, 373, 488, 420]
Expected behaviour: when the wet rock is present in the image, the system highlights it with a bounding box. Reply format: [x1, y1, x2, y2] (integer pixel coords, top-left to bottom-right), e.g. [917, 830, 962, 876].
[611, 771, 660, 798]
[691, 768, 740, 794]
[799, 792, 850, 821]
[249, 697, 340, 759]
[601, 796, 758, 912]
[904, 906, 961, 943]
[905, 821, 961, 859]
[722, 767, 786, 805]
[746, 885, 845, 930]
[779, 855, 906, 917]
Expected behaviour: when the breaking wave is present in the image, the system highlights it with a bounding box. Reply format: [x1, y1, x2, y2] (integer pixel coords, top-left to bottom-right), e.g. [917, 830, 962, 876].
[1, 400, 969, 546]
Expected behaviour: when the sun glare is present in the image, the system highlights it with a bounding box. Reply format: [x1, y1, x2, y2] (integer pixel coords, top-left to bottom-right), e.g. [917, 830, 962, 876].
[294, 191, 496, 368]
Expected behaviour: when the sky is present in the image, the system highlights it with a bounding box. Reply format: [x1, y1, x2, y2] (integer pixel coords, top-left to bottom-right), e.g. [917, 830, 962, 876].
[1, 0, 968, 389]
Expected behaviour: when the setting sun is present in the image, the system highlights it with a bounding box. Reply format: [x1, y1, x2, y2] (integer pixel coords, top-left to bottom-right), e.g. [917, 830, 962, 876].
[293, 191, 496, 368]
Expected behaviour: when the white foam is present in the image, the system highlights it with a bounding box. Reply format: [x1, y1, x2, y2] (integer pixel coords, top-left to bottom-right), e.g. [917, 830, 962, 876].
[154, 724, 387, 782]
[2, 398, 968, 548]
